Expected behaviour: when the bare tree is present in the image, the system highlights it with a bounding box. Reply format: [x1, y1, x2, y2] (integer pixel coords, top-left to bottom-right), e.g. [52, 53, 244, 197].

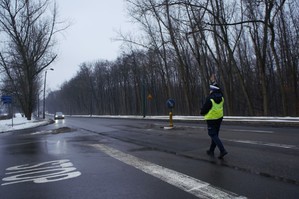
[0, 0, 64, 120]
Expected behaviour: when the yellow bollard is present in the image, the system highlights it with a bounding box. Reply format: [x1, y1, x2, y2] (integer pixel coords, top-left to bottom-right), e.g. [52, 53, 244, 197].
[169, 111, 173, 127]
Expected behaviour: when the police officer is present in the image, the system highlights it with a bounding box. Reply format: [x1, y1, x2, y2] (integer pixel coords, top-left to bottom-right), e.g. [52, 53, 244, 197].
[201, 81, 228, 159]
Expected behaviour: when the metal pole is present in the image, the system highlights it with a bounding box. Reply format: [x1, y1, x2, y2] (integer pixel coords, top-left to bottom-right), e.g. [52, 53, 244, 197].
[43, 68, 54, 119]
[37, 93, 40, 118]
[11, 102, 13, 127]
[142, 82, 146, 118]
[43, 70, 47, 119]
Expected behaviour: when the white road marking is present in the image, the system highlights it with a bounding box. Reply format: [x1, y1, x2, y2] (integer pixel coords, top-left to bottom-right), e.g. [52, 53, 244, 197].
[91, 144, 247, 199]
[224, 139, 298, 149]
[230, 129, 274, 134]
[1, 159, 81, 186]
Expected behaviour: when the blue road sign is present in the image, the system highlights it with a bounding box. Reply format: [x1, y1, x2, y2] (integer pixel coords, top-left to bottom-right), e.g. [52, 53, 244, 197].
[1, 95, 12, 104]
[166, 98, 175, 109]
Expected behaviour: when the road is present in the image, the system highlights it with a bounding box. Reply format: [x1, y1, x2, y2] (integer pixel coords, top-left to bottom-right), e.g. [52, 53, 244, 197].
[0, 117, 298, 199]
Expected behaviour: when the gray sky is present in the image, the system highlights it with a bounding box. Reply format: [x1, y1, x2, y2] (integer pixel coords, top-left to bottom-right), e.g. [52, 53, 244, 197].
[47, 0, 132, 90]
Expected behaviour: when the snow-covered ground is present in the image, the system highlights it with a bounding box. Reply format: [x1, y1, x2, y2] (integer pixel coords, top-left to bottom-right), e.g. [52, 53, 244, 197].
[0, 117, 50, 133]
[0, 115, 298, 133]
[77, 115, 299, 123]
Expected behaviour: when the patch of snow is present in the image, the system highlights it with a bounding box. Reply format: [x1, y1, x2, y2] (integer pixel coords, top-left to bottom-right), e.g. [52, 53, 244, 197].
[0, 117, 49, 133]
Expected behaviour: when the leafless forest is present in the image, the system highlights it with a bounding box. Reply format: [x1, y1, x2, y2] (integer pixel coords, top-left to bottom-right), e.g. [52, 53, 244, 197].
[34, 1, 299, 116]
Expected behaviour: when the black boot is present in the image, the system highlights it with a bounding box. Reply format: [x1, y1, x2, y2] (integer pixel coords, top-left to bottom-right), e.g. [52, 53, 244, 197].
[206, 150, 214, 156]
[218, 151, 228, 159]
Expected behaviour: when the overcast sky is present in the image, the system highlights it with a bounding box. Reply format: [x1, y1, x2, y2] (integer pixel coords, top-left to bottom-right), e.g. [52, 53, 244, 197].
[47, 0, 132, 91]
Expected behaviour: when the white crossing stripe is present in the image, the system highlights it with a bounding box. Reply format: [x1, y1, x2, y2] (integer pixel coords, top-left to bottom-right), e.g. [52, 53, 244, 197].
[91, 144, 247, 199]
[230, 129, 274, 134]
[224, 139, 298, 149]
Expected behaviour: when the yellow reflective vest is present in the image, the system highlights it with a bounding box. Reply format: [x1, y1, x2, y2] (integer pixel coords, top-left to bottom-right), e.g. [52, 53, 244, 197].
[204, 98, 224, 120]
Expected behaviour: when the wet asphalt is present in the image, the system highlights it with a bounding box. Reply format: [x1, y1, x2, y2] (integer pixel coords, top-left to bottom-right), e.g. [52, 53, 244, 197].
[0, 117, 298, 199]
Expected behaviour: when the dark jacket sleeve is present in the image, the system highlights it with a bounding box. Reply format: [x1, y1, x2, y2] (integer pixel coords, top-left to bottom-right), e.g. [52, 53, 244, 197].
[200, 98, 212, 115]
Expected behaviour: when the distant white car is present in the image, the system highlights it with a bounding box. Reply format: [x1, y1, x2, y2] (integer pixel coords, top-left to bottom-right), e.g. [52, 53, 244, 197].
[54, 112, 64, 120]
[14, 113, 24, 118]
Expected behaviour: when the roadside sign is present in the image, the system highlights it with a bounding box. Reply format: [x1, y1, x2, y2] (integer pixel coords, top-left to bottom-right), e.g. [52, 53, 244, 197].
[166, 98, 175, 109]
[1, 95, 13, 127]
[1, 95, 12, 104]
[147, 94, 153, 100]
